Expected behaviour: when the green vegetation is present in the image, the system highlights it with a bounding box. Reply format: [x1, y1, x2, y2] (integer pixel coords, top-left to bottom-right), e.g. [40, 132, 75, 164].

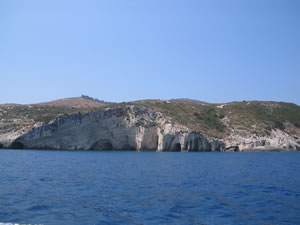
[116, 100, 300, 138]
[218, 101, 300, 130]
[0, 104, 106, 123]
[116, 100, 226, 138]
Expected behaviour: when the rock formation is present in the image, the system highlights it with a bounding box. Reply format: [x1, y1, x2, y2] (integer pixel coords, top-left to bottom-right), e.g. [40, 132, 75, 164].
[11, 106, 225, 152]
[223, 129, 300, 151]
[184, 132, 211, 152]
[211, 140, 226, 152]
[1, 102, 299, 152]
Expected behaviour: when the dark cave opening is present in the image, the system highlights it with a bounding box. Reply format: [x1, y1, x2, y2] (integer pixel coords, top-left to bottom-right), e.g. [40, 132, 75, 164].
[11, 141, 24, 149]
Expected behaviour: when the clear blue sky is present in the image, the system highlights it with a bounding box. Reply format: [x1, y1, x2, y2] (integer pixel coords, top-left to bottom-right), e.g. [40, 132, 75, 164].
[1, 0, 299, 104]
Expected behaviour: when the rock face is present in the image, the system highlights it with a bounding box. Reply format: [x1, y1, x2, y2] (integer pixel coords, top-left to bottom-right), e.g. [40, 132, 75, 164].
[162, 134, 184, 152]
[223, 129, 300, 151]
[0, 127, 28, 149]
[211, 140, 226, 152]
[184, 132, 211, 152]
[3, 105, 299, 152]
[11, 106, 225, 152]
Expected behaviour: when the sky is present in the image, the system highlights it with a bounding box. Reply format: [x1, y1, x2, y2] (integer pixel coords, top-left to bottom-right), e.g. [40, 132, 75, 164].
[0, 0, 299, 104]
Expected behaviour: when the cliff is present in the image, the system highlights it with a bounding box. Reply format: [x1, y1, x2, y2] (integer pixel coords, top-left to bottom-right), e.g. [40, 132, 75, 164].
[0, 98, 299, 151]
[10, 106, 224, 152]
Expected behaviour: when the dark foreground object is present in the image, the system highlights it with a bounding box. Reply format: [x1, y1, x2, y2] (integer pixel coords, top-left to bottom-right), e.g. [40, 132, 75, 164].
[0, 150, 299, 225]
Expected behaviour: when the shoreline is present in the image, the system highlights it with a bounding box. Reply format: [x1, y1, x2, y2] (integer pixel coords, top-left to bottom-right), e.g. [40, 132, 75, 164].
[0, 148, 299, 152]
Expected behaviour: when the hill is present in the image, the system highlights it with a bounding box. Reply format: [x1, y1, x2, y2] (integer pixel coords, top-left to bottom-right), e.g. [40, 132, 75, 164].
[116, 100, 300, 138]
[0, 97, 299, 151]
[37, 95, 113, 108]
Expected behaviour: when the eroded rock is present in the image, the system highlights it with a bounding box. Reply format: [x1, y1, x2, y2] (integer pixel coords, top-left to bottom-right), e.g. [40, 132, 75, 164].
[13, 106, 190, 151]
[211, 140, 226, 152]
[183, 132, 211, 152]
[5, 105, 299, 152]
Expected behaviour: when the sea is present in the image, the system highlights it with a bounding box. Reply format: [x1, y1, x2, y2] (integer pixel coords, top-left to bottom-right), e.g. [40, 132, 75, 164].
[0, 150, 299, 225]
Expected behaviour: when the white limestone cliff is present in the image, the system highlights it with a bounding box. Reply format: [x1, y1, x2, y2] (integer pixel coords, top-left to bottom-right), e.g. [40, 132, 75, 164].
[11, 106, 222, 151]
[1, 105, 299, 151]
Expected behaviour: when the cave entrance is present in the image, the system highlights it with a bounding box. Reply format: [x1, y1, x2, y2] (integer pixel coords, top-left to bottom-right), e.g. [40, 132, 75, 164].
[102, 142, 113, 150]
[89, 140, 113, 150]
[11, 141, 24, 149]
[173, 143, 181, 152]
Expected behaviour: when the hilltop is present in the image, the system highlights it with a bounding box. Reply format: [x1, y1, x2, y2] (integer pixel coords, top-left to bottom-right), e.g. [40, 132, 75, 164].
[37, 95, 114, 108]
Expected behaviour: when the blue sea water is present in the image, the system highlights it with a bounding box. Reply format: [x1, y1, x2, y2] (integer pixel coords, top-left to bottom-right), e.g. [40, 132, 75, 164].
[0, 150, 299, 225]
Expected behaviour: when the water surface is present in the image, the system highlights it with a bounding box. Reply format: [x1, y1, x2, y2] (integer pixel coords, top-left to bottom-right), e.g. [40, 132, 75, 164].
[0, 150, 299, 224]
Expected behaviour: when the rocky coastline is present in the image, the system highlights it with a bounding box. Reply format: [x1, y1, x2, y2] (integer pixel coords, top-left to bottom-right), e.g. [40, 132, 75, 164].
[1, 105, 299, 152]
